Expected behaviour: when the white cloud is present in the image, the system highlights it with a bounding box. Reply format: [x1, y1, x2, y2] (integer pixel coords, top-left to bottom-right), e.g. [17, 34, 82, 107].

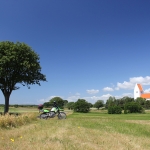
[66, 93, 112, 104]
[75, 92, 80, 96]
[101, 94, 112, 99]
[103, 87, 114, 92]
[86, 89, 99, 94]
[37, 99, 45, 104]
[144, 88, 150, 93]
[129, 76, 150, 85]
[122, 93, 133, 97]
[83, 94, 112, 103]
[116, 76, 150, 90]
[117, 81, 134, 90]
[37, 96, 63, 104]
[115, 87, 120, 90]
[67, 95, 80, 102]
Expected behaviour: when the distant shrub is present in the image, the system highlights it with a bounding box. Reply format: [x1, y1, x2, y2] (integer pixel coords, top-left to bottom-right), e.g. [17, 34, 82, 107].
[67, 102, 75, 110]
[101, 107, 106, 110]
[108, 106, 122, 114]
[124, 102, 144, 113]
[74, 99, 90, 113]
[14, 104, 18, 108]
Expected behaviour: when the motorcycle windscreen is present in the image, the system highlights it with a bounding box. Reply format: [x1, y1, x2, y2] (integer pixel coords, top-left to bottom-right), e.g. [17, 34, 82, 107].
[51, 107, 57, 112]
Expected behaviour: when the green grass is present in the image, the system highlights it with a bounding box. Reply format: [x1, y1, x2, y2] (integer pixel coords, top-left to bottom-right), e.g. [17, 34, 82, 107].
[69, 112, 150, 136]
[0, 109, 150, 149]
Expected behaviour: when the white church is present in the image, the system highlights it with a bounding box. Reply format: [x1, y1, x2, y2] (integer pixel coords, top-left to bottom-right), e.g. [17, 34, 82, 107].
[134, 83, 150, 100]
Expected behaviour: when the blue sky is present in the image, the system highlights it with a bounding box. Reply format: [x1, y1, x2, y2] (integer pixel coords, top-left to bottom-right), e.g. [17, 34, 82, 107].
[0, 0, 150, 104]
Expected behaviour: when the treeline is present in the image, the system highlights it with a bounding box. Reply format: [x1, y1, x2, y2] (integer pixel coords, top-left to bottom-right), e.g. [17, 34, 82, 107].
[43, 97, 92, 113]
[105, 96, 150, 109]
[105, 96, 149, 114]
[105, 96, 150, 114]
[1, 96, 149, 114]
[0, 104, 38, 108]
[43, 96, 150, 114]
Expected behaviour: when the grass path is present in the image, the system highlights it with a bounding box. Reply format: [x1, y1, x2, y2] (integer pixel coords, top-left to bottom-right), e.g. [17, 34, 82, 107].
[0, 111, 150, 150]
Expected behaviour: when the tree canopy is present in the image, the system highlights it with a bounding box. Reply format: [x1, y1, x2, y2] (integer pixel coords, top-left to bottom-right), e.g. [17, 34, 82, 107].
[74, 99, 90, 113]
[49, 97, 64, 108]
[0, 41, 46, 113]
[67, 102, 75, 110]
[94, 100, 104, 109]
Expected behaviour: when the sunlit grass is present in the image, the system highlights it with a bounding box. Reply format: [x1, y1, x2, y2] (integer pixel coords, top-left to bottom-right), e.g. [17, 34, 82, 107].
[0, 110, 150, 149]
[0, 113, 37, 128]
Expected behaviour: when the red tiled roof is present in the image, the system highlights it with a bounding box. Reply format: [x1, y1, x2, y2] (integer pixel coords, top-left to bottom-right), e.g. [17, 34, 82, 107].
[141, 93, 150, 99]
[137, 84, 143, 92]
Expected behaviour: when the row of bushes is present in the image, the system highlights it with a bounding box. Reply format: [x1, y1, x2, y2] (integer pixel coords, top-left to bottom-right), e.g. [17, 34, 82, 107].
[0, 104, 38, 108]
[108, 102, 145, 114]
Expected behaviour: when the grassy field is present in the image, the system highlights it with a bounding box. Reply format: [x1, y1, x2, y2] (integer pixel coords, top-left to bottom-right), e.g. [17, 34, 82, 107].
[0, 107, 38, 113]
[0, 108, 150, 150]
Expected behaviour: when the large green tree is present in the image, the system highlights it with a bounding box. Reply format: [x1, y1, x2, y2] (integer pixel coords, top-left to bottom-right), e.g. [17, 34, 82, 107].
[0, 41, 46, 113]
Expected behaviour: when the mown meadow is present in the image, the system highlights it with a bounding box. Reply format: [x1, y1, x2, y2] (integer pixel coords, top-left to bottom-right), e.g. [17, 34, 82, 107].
[0, 107, 150, 150]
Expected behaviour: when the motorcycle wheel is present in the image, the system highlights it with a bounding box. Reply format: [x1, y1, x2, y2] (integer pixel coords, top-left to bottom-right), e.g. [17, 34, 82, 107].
[40, 113, 48, 119]
[58, 112, 67, 119]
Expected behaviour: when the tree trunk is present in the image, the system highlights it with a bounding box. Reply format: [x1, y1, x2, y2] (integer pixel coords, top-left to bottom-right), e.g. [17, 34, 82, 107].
[4, 93, 10, 114]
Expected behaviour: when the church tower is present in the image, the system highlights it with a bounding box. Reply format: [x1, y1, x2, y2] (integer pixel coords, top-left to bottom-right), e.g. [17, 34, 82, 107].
[134, 83, 143, 99]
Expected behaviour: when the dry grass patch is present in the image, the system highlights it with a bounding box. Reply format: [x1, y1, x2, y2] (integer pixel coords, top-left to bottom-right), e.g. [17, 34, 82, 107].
[125, 120, 150, 125]
[0, 113, 37, 128]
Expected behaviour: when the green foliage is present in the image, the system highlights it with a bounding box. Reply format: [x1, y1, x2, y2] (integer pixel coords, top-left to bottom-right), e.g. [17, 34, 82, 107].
[124, 102, 144, 113]
[14, 104, 18, 108]
[144, 100, 150, 109]
[108, 106, 122, 114]
[105, 96, 134, 109]
[88, 103, 93, 108]
[0, 41, 46, 113]
[0, 41, 46, 88]
[63, 100, 68, 107]
[94, 100, 104, 109]
[135, 97, 146, 106]
[67, 102, 75, 110]
[105, 96, 116, 109]
[74, 99, 90, 113]
[49, 97, 64, 108]
[43, 102, 51, 108]
[121, 96, 134, 103]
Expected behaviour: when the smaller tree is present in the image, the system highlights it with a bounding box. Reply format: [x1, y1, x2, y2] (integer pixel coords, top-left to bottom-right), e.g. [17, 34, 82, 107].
[145, 100, 150, 109]
[122, 96, 134, 104]
[49, 97, 64, 108]
[108, 106, 122, 114]
[14, 104, 18, 108]
[94, 100, 104, 110]
[43, 102, 51, 108]
[124, 102, 144, 113]
[67, 102, 75, 110]
[88, 103, 93, 108]
[63, 100, 68, 107]
[74, 99, 90, 113]
[135, 97, 146, 107]
[105, 96, 116, 109]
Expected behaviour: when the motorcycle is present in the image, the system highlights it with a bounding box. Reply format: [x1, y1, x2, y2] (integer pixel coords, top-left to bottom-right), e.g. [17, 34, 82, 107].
[39, 106, 67, 120]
